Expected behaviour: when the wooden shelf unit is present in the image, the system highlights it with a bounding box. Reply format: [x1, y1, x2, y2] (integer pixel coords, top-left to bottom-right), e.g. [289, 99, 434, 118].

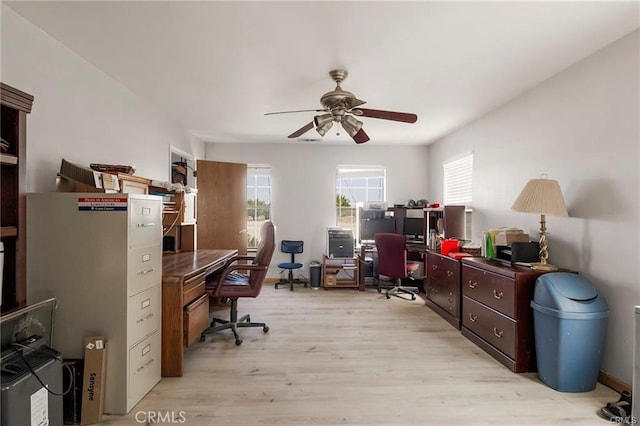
[1, 83, 33, 314]
[323, 256, 359, 289]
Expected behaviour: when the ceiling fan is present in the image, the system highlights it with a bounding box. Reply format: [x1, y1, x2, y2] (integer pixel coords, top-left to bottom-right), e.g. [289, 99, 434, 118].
[265, 69, 418, 144]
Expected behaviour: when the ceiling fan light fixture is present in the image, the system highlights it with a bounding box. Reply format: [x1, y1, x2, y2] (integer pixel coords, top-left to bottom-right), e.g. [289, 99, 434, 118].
[313, 113, 333, 127]
[342, 115, 363, 137]
[316, 120, 334, 136]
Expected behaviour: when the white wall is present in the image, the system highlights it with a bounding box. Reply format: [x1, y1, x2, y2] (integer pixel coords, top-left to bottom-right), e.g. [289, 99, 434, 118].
[1, 6, 201, 192]
[205, 143, 429, 276]
[428, 30, 640, 385]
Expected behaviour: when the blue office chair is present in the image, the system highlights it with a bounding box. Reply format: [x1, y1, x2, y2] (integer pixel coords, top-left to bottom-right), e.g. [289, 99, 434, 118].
[276, 240, 306, 291]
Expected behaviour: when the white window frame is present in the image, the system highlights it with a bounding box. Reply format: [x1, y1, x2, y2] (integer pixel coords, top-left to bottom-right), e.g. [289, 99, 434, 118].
[335, 166, 386, 233]
[247, 165, 272, 249]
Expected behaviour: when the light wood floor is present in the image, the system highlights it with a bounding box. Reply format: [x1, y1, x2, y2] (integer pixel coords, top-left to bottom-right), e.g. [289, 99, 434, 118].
[102, 285, 617, 425]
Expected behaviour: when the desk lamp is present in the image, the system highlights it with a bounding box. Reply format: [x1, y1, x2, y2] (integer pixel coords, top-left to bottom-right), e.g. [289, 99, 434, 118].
[511, 175, 568, 271]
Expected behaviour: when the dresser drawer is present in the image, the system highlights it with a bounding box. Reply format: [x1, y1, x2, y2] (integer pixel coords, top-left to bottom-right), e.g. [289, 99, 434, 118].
[128, 244, 162, 296]
[129, 198, 162, 248]
[128, 285, 161, 347]
[427, 252, 459, 283]
[463, 266, 515, 317]
[128, 330, 161, 409]
[184, 294, 209, 347]
[463, 295, 517, 359]
[429, 278, 458, 316]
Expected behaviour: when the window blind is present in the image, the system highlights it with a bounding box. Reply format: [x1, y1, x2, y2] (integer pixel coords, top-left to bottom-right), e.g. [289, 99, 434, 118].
[443, 154, 473, 206]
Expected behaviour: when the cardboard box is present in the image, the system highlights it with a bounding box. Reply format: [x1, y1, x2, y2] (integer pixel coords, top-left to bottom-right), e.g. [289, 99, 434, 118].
[494, 229, 530, 246]
[81, 337, 107, 425]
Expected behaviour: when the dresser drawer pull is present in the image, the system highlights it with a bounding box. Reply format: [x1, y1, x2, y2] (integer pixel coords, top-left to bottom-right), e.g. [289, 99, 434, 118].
[137, 358, 155, 372]
[138, 268, 155, 275]
[137, 222, 156, 228]
[468, 313, 478, 322]
[493, 328, 504, 338]
[446, 270, 453, 277]
[136, 313, 154, 323]
[493, 290, 504, 299]
[468, 280, 477, 289]
[432, 265, 438, 270]
[447, 297, 453, 303]
[433, 288, 438, 294]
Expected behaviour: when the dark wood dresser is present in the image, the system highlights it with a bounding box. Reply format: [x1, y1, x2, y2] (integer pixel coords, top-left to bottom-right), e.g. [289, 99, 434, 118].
[425, 251, 461, 329]
[461, 257, 546, 372]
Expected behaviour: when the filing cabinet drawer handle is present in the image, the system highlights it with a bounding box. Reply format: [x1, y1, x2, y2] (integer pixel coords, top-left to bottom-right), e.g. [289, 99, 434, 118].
[138, 268, 155, 275]
[493, 290, 504, 299]
[468, 313, 478, 322]
[446, 270, 453, 277]
[468, 280, 477, 289]
[136, 313, 154, 323]
[137, 222, 156, 228]
[137, 358, 155, 372]
[493, 328, 504, 338]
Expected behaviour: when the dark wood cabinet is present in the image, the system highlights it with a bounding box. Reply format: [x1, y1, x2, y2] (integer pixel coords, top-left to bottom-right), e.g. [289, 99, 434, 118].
[425, 251, 461, 329]
[460, 257, 544, 372]
[1, 83, 33, 314]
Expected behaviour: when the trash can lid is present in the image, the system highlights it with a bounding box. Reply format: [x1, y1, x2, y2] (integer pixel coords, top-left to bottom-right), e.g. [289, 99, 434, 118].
[534, 272, 607, 313]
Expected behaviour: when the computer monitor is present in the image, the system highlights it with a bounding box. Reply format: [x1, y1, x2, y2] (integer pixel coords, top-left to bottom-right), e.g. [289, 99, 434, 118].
[403, 217, 424, 240]
[360, 218, 395, 243]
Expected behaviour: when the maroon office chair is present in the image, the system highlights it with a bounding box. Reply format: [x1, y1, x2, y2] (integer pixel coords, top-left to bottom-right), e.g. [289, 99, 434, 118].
[374, 233, 420, 301]
[201, 221, 276, 345]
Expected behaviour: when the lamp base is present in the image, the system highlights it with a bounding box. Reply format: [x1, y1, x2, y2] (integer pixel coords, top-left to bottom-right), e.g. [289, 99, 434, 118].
[530, 262, 558, 272]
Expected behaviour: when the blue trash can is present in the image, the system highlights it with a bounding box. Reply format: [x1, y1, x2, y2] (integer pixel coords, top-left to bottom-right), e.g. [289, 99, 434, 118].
[530, 272, 608, 392]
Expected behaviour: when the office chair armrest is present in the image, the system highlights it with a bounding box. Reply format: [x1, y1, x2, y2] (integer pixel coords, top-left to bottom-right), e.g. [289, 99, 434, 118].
[218, 254, 256, 271]
[210, 263, 268, 296]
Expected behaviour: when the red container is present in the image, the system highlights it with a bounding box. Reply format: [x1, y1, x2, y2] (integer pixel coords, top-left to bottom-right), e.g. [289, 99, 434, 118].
[440, 239, 459, 256]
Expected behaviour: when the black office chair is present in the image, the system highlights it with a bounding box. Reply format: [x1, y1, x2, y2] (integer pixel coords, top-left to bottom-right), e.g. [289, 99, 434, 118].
[276, 240, 307, 291]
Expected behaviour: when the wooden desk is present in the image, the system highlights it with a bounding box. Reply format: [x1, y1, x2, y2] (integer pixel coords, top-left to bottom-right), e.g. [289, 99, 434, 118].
[161, 249, 237, 377]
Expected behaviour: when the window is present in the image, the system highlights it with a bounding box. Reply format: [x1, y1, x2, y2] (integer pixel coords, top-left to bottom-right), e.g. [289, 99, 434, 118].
[336, 166, 386, 234]
[443, 153, 473, 239]
[247, 165, 272, 249]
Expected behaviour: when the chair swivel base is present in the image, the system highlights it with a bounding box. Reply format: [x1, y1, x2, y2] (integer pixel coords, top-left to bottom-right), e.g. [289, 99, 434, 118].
[377, 282, 418, 301]
[200, 299, 269, 346]
[275, 270, 308, 291]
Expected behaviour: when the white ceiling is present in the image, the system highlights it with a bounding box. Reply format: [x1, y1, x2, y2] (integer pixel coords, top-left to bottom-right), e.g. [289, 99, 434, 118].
[6, 1, 639, 146]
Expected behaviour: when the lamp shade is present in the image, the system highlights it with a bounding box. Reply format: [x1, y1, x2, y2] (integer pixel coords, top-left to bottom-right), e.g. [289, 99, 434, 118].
[511, 177, 568, 217]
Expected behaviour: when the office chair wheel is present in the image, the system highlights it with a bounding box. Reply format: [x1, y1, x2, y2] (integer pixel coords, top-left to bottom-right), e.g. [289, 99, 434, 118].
[235, 338, 243, 346]
[377, 287, 382, 293]
[411, 294, 416, 301]
[263, 325, 269, 333]
[199, 335, 206, 342]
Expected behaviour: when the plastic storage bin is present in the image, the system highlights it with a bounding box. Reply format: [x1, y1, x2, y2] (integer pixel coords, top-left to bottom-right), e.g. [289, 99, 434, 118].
[309, 261, 322, 289]
[530, 272, 608, 392]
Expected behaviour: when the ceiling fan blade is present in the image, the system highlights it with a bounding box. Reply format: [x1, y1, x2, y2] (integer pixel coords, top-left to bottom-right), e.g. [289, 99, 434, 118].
[265, 109, 323, 115]
[354, 108, 418, 123]
[288, 122, 314, 138]
[352, 128, 370, 144]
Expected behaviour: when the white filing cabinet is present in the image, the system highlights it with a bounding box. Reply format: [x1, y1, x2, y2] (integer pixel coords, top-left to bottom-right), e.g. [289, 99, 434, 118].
[26, 193, 162, 414]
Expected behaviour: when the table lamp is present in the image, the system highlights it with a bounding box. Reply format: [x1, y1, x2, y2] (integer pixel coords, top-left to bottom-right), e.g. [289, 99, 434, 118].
[511, 175, 568, 271]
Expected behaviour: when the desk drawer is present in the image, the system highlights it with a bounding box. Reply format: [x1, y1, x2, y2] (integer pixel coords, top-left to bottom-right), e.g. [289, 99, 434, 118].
[129, 330, 161, 409]
[128, 245, 162, 296]
[128, 285, 161, 347]
[183, 278, 206, 306]
[463, 295, 516, 359]
[184, 294, 209, 347]
[463, 265, 515, 317]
